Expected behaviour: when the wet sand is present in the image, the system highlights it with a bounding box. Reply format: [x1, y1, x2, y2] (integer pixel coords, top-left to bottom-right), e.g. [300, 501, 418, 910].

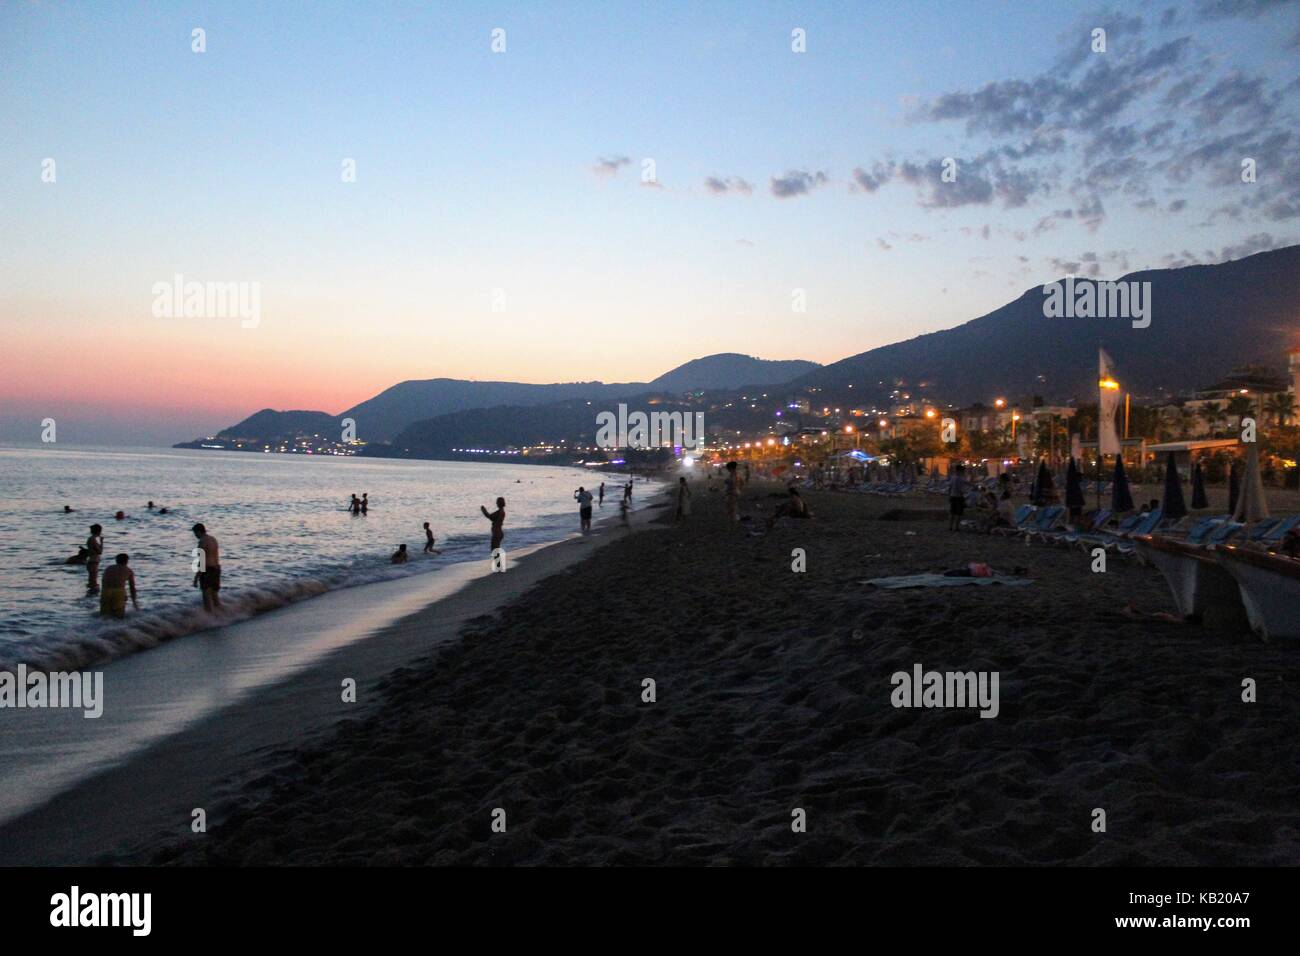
[145, 479, 1300, 866]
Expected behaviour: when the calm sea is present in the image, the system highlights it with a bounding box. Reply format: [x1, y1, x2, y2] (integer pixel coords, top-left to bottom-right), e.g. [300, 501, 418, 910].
[0, 445, 631, 670]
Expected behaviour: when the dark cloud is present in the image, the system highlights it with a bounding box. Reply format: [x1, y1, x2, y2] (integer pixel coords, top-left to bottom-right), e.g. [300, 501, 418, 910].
[1218, 231, 1292, 259]
[769, 169, 829, 198]
[1196, 0, 1296, 19]
[704, 176, 753, 195]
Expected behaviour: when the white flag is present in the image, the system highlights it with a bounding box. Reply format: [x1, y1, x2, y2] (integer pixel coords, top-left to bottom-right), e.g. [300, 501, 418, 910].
[1098, 348, 1121, 455]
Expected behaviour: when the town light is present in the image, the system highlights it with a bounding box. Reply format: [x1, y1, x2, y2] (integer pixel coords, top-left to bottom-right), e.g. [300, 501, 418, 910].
[1099, 377, 1120, 390]
[994, 398, 1006, 408]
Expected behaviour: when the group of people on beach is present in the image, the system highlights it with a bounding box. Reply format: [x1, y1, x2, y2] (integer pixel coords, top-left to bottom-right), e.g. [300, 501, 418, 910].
[71, 518, 222, 618]
[571, 479, 641, 532]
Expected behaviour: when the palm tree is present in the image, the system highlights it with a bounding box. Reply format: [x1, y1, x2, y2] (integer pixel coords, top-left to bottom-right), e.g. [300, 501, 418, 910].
[1198, 402, 1223, 436]
[1265, 392, 1298, 428]
[1226, 395, 1254, 428]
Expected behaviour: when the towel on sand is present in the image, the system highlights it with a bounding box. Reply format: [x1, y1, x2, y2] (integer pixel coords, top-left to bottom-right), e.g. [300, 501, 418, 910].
[862, 574, 1034, 589]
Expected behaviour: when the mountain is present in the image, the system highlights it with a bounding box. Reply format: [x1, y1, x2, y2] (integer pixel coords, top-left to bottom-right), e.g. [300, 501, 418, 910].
[337, 380, 632, 444]
[795, 245, 1300, 404]
[648, 353, 819, 392]
[219, 409, 340, 441]
[179, 353, 822, 446]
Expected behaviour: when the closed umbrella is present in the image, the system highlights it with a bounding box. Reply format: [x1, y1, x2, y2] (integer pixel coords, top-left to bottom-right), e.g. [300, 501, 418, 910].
[1191, 461, 1209, 510]
[1065, 456, 1085, 518]
[1162, 452, 1187, 520]
[1111, 456, 1135, 513]
[1231, 442, 1270, 524]
[1034, 459, 1056, 505]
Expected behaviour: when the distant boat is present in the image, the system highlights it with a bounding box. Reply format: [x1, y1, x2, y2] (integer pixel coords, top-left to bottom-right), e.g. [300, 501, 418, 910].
[1214, 547, 1300, 641]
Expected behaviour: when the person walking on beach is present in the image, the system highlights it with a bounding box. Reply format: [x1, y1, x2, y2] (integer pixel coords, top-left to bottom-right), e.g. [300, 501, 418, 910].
[192, 523, 222, 612]
[623, 480, 632, 503]
[423, 522, 441, 554]
[725, 462, 740, 522]
[481, 497, 506, 553]
[676, 476, 692, 519]
[99, 553, 139, 619]
[947, 463, 969, 531]
[598, 482, 605, 507]
[85, 524, 104, 593]
[575, 486, 594, 532]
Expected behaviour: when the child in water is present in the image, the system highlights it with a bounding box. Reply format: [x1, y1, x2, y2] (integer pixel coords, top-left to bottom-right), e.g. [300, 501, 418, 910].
[391, 544, 409, 564]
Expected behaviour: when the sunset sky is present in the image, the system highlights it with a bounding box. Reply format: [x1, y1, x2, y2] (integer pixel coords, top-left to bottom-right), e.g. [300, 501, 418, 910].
[3, 0, 1298, 445]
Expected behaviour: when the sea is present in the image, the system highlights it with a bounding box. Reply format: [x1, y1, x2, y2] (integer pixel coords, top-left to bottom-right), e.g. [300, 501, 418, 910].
[0, 445, 634, 670]
[0, 444, 654, 829]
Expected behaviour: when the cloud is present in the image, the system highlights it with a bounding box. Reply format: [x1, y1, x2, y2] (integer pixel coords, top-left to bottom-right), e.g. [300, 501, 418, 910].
[1218, 231, 1291, 259]
[1196, 0, 1296, 19]
[769, 169, 829, 198]
[704, 176, 753, 196]
[591, 155, 631, 177]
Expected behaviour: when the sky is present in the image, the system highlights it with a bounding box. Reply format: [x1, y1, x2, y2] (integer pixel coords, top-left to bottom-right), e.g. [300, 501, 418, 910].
[2, 0, 1299, 445]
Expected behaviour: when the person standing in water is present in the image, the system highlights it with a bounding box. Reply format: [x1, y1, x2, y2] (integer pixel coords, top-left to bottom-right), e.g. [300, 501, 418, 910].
[481, 497, 506, 553]
[575, 486, 594, 532]
[676, 476, 692, 519]
[361, 493, 369, 515]
[85, 524, 104, 593]
[99, 553, 139, 618]
[598, 482, 605, 507]
[350, 494, 361, 515]
[192, 523, 223, 612]
[423, 522, 441, 554]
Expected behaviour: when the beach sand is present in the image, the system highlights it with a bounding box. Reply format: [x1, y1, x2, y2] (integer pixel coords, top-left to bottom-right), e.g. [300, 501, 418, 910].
[139, 478, 1300, 866]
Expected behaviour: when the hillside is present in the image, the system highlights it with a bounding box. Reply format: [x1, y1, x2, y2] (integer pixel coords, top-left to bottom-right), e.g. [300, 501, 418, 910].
[796, 245, 1300, 404]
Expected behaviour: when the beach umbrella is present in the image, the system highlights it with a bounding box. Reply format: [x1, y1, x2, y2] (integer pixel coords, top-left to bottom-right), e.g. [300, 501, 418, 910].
[1064, 456, 1085, 515]
[1227, 460, 1241, 515]
[1231, 442, 1270, 524]
[1162, 452, 1188, 520]
[1033, 459, 1055, 505]
[1191, 461, 1209, 510]
[1111, 456, 1135, 513]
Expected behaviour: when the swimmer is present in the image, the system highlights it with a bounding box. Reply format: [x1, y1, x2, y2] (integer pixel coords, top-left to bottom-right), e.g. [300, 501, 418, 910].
[391, 543, 408, 564]
[85, 524, 104, 593]
[99, 553, 139, 618]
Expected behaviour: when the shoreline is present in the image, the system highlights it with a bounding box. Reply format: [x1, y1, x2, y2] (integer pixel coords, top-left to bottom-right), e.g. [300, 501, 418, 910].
[0, 488, 672, 865]
[153, 479, 1299, 866]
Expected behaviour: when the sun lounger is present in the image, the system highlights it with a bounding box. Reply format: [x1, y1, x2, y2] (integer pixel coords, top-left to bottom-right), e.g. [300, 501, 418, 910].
[1214, 546, 1300, 641]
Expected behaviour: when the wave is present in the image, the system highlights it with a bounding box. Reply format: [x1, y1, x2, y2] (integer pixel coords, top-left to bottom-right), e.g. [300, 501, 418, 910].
[1, 550, 473, 673]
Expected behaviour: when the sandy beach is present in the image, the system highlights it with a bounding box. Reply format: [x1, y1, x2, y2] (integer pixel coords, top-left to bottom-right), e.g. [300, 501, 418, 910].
[116, 477, 1300, 867]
